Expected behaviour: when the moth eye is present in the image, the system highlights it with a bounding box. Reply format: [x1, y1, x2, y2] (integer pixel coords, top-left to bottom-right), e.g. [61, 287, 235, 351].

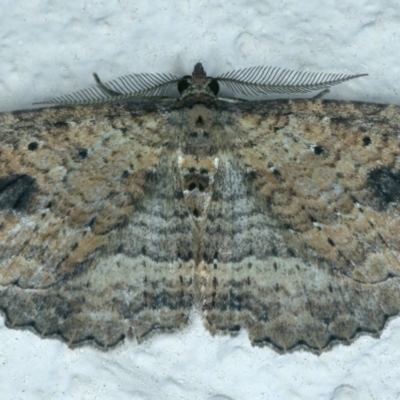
[178, 77, 191, 94]
[208, 79, 219, 95]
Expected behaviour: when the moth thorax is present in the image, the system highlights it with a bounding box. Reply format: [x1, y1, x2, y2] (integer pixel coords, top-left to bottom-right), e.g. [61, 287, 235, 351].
[183, 107, 217, 156]
[184, 130, 214, 155]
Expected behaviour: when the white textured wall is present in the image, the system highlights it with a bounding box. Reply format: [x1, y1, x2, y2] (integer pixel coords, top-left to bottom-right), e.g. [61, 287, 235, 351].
[1, 1, 400, 399]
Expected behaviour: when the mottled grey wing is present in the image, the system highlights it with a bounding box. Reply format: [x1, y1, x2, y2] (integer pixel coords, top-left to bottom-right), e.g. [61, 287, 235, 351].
[199, 100, 400, 353]
[0, 104, 194, 347]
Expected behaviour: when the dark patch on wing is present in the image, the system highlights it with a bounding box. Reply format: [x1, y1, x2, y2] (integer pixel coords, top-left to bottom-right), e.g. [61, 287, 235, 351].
[367, 167, 400, 209]
[330, 116, 349, 125]
[0, 175, 36, 211]
[53, 121, 69, 129]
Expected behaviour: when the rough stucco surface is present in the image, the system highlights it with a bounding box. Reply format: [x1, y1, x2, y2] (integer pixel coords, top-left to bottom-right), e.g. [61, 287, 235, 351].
[1, 1, 400, 399]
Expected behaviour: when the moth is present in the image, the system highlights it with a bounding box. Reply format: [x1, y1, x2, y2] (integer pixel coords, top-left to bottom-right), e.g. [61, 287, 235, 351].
[1, 62, 400, 354]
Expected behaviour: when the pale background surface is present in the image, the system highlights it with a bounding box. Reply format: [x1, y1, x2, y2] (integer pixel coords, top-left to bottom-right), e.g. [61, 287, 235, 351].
[1, 1, 400, 399]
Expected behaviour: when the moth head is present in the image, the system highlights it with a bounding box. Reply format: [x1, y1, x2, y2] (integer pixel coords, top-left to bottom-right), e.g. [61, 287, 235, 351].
[178, 62, 220, 99]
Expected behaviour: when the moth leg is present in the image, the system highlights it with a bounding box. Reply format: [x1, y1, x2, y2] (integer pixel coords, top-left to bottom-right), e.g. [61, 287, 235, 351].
[312, 89, 330, 99]
[93, 73, 123, 97]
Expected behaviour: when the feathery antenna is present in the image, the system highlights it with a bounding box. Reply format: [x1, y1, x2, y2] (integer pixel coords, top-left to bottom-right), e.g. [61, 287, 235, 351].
[34, 71, 181, 106]
[216, 66, 367, 96]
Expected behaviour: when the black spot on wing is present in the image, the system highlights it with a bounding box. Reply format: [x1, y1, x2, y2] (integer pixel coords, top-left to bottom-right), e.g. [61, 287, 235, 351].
[0, 175, 36, 211]
[28, 142, 38, 151]
[367, 167, 400, 209]
[362, 136, 371, 146]
[78, 148, 88, 159]
[313, 145, 324, 155]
